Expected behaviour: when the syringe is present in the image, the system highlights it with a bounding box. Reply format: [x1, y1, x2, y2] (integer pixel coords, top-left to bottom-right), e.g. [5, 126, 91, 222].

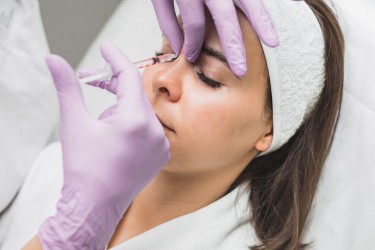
[78, 53, 179, 85]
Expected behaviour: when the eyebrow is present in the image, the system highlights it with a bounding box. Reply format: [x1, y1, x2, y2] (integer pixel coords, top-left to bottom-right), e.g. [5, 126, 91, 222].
[201, 45, 241, 80]
[201, 46, 228, 64]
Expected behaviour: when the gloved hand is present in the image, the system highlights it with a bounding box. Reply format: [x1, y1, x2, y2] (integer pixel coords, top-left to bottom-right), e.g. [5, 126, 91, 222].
[38, 42, 170, 250]
[151, 0, 279, 77]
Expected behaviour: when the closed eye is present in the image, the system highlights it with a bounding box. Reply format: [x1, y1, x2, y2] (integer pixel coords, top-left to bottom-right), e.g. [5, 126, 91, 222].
[156, 51, 222, 88]
[196, 70, 222, 88]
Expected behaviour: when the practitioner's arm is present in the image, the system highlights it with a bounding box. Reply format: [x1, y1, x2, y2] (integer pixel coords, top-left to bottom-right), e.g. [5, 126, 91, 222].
[21, 43, 170, 250]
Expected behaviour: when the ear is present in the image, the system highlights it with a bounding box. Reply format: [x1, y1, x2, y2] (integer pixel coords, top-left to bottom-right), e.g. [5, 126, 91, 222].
[254, 123, 273, 152]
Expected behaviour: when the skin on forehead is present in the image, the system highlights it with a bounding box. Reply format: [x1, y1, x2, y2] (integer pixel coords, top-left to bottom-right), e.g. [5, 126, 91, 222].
[202, 8, 267, 82]
[176, 8, 267, 83]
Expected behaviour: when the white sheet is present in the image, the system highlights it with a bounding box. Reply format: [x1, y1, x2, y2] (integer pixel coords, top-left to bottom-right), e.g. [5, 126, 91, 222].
[0, 0, 58, 214]
[0, 143, 63, 249]
[304, 0, 375, 248]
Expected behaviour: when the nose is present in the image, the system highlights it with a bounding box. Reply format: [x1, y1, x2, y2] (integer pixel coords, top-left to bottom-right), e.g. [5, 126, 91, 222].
[151, 56, 189, 102]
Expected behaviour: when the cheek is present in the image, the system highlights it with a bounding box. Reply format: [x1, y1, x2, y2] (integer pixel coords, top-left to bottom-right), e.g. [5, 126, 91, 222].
[191, 88, 265, 138]
[179, 90, 265, 167]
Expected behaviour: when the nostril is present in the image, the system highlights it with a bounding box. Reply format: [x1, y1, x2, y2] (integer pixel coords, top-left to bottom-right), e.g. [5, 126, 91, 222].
[159, 87, 169, 95]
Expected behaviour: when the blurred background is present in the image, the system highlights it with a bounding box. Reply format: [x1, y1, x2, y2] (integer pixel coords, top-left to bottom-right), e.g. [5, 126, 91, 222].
[37, 0, 164, 117]
[39, 0, 121, 68]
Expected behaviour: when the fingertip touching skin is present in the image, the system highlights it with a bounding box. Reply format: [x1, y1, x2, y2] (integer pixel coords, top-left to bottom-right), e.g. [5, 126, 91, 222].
[176, 0, 205, 62]
[151, 0, 184, 54]
[235, 0, 279, 48]
[151, 0, 279, 77]
[205, 0, 248, 77]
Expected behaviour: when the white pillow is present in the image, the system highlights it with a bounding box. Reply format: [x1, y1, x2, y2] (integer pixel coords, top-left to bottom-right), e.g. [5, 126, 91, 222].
[0, 142, 63, 249]
[0, 0, 58, 213]
[305, 0, 375, 248]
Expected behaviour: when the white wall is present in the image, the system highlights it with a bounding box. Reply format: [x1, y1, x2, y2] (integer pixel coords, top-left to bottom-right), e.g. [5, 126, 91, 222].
[39, 0, 121, 67]
[77, 1, 165, 118]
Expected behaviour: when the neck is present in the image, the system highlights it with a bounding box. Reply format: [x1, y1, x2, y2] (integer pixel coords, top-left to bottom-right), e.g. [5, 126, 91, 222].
[108, 153, 255, 247]
[136, 169, 235, 214]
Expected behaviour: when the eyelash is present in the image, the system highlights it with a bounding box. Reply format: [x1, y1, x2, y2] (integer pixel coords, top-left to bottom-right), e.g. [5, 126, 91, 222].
[196, 70, 222, 88]
[155, 51, 222, 88]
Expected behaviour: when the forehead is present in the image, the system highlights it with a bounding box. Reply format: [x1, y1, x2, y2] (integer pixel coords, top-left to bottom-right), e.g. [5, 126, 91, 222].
[203, 7, 263, 60]
[202, 8, 267, 82]
[176, 8, 267, 81]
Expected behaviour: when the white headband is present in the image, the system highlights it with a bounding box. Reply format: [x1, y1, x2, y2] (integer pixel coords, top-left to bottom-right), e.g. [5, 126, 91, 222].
[234, 0, 325, 154]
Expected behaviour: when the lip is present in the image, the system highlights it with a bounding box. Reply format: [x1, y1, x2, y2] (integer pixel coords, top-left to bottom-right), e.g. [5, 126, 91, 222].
[156, 115, 175, 133]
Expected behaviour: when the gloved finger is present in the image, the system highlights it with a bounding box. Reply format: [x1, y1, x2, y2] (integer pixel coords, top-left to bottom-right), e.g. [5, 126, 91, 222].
[80, 67, 153, 112]
[237, 0, 279, 47]
[46, 55, 90, 125]
[87, 80, 118, 95]
[205, 0, 247, 77]
[176, 0, 205, 62]
[98, 104, 117, 120]
[100, 42, 144, 111]
[79, 68, 118, 95]
[78, 68, 102, 78]
[151, 0, 183, 54]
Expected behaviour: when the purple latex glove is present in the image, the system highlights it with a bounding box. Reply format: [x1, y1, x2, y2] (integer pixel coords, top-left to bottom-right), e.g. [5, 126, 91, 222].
[79, 68, 119, 95]
[151, 0, 279, 77]
[38, 42, 170, 250]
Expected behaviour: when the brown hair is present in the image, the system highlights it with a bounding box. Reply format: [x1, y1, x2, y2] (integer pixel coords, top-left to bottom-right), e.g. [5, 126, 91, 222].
[228, 0, 345, 249]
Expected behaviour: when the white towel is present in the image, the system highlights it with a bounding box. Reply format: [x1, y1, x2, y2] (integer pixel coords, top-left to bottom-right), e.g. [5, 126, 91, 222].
[234, 0, 325, 153]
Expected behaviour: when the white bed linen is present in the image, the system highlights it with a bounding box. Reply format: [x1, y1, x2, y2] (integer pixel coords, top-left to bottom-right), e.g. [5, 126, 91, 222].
[0, 0, 58, 214]
[304, 0, 375, 248]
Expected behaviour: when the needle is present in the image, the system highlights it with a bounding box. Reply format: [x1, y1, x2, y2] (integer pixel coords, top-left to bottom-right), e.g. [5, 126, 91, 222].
[78, 54, 179, 85]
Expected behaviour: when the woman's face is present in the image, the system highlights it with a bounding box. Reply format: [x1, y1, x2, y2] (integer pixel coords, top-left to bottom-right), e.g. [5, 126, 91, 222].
[142, 9, 273, 175]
